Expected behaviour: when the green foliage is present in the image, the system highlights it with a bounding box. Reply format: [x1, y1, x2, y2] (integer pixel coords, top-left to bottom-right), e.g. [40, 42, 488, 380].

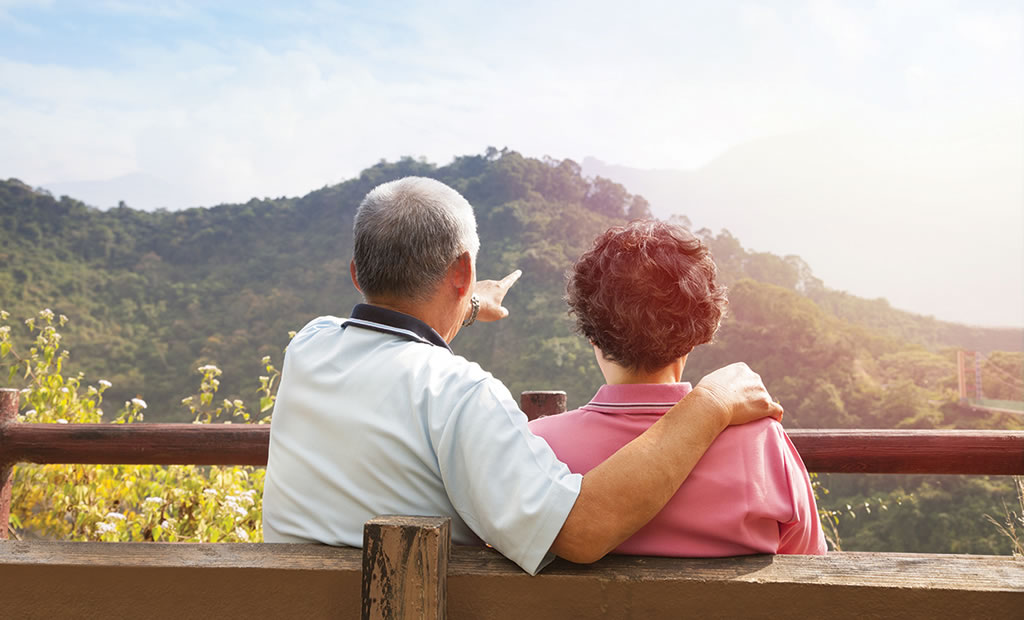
[2, 309, 277, 543]
[984, 476, 1024, 557]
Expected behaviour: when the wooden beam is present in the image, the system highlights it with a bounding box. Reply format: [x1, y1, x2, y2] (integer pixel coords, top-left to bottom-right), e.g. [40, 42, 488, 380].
[1, 421, 1023, 475]
[0, 423, 270, 465]
[788, 429, 1024, 475]
[1, 542, 1021, 619]
[362, 516, 450, 620]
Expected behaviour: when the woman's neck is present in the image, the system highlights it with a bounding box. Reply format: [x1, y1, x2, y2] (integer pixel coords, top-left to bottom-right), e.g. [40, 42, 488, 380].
[594, 346, 687, 385]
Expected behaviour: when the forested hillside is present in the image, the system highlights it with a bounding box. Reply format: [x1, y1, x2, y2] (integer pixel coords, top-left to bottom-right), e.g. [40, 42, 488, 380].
[2, 149, 1019, 426]
[2, 148, 1021, 554]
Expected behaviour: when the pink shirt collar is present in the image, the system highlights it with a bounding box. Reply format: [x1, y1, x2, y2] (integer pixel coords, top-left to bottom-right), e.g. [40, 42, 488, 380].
[581, 382, 693, 415]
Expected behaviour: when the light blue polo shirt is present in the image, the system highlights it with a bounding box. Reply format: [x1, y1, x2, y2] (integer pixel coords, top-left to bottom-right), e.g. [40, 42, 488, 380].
[262, 304, 583, 575]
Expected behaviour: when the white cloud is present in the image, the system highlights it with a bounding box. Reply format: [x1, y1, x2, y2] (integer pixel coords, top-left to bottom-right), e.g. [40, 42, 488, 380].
[807, 0, 881, 60]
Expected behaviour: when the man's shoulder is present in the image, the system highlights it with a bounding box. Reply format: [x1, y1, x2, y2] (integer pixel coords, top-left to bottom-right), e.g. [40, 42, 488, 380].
[288, 315, 345, 346]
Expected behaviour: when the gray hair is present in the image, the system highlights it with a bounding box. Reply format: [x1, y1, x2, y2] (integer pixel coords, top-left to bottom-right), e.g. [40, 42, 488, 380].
[353, 177, 480, 300]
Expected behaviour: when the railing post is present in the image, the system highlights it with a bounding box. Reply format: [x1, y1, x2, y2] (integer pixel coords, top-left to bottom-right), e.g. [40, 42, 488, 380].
[520, 390, 567, 420]
[361, 515, 450, 620]
[0, 388, 19, 541]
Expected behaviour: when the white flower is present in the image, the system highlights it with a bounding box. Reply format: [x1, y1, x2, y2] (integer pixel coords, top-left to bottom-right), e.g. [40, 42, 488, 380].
[223, 496, 248, 518]
[233, 399, 244, 409]
[144, 496, 163, 505]
[39, 308, 54, 321]
[234, 527, 250, 542]
[227, 493, 255, 507]
[131, 398, 147, 409]
[60, 387, 69, 394]
[203, 489, 218, 497]
[96, 522, 117, 534]
[24, 409, 36, 417]
[105, 512, 125, 521]
[56, 419, 68, 424]
[197, 364, 221, 373]
[98, 380, 112, 388]
[160, 520, 171, 529]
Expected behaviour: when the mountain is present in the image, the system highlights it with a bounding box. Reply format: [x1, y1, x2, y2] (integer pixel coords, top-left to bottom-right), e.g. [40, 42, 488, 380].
[2, 149, 1022, 555]
[582, 122, 1024, 329]
[1, 150, 1020, 424]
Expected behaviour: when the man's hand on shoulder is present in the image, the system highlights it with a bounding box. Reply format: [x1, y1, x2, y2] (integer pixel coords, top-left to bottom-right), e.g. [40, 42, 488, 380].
[693, 362, 784, 426]
[475, 269, 522, 322]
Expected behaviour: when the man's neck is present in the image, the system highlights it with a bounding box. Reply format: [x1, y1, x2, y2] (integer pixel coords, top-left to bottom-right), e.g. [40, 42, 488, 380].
[363, 296, 461, 343]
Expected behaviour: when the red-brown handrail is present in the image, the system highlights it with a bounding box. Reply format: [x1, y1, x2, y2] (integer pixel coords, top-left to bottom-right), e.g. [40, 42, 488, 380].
[1, 423, 1022, 474]
[1, 389, 1022, 474]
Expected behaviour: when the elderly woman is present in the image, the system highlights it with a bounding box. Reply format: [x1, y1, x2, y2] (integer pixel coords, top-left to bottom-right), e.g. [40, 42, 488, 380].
[529, 221, 826, 556]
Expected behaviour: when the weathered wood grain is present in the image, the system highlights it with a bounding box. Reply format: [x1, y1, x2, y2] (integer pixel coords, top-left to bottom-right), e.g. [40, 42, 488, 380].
[362, 516, 450, 620]
[1, 542, 1021, 619]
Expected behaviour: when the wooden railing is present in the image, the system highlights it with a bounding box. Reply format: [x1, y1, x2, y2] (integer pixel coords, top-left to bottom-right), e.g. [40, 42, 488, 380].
[3, 387, 1023, 539]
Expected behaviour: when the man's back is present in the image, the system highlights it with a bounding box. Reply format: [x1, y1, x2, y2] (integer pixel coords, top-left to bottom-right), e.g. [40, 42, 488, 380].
[529, 383, 826, 556]
[262, 308, 582, 574]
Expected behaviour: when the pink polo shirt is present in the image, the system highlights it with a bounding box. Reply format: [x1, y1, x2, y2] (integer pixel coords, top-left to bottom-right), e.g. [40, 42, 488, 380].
[529, 383, 826, 556]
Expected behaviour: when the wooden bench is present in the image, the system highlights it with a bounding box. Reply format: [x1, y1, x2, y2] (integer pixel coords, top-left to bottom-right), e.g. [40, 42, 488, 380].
[1, 518, 1021, 619]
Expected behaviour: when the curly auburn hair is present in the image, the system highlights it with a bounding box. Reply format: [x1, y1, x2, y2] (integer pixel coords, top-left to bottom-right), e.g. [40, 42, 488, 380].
[567, 220, 727, 372]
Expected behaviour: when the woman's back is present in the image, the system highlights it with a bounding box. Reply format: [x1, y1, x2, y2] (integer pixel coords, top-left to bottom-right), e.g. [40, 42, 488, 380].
[529, 382, 826, 556]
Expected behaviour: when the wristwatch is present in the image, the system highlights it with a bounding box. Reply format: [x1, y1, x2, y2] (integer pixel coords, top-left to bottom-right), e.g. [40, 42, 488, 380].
[462, 294, 480, 327]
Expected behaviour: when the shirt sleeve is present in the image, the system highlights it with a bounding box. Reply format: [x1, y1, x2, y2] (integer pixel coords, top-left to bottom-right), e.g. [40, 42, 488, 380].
[776, 427, 828, 555]
[432, 376, 582, 575]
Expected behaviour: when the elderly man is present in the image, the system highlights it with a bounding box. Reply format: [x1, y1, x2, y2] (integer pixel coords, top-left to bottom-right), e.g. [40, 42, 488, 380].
[262, 176, 782, 575]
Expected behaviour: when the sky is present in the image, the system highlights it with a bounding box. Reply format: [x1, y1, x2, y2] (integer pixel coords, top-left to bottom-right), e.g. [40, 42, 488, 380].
[1, 0, 1022, 326]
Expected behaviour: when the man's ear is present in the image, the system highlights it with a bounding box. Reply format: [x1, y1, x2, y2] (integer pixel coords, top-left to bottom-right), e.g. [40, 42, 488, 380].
[350, 260, 362, 292]
[450, 251, 473, 297]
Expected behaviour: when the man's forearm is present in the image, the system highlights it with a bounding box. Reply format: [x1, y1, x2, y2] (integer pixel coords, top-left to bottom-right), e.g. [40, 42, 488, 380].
[550, 387, 728, 563]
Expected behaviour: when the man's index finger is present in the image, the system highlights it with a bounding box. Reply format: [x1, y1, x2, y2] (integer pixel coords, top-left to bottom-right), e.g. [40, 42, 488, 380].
[502, 269, 523, 288]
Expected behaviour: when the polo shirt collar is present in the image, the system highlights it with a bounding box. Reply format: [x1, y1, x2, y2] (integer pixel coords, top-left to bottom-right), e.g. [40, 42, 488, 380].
[346, 303, 453, 353]
[581, 382, 693, 415]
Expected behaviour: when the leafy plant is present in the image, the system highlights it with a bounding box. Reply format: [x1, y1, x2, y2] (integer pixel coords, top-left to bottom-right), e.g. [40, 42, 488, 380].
[2, 308, 278, 542]
[985, 476, 1024, 557]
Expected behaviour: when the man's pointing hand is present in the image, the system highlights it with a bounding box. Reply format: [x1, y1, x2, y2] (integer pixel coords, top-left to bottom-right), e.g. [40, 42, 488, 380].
[475, 269, 523, 322]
